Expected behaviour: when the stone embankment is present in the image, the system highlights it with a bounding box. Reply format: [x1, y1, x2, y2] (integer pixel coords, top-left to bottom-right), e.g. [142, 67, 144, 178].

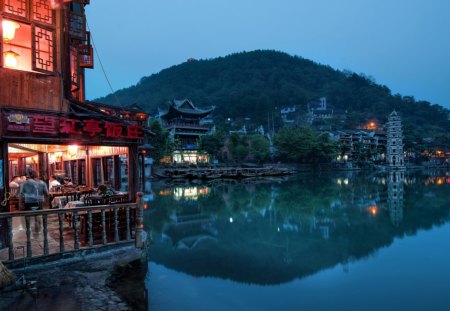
[0, 245, 147, 311]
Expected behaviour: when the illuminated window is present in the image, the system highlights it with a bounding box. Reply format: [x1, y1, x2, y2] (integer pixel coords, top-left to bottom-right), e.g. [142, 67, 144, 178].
[1, 0, 56, 73]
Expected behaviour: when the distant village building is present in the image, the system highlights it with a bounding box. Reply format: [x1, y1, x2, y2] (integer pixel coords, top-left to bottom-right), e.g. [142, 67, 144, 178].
[159, 99, 214, 164]
[229, 125, 247, 136]
[386, 111, 405, 169]
[335, 130, 386, 161]
[307, 97, 334, 124]
[280, 107, 297, 125]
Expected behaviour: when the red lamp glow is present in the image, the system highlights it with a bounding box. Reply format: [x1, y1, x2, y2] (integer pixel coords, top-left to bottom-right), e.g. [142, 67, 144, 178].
[3, 50, 20, 68]
[2, 20, 20, 42]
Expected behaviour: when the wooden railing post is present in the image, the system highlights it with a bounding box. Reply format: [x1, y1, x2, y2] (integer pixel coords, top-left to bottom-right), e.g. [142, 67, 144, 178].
[88, 211, 93, 247]
[73, 210, 80, 250]
[114, 208, 119, 243]
[58, 212, 65, 253]
[101, 209, 107, 245]
[135, 192, 144, 248]
[43, 215, 49, 256]
[7, 217, 14, 261]
[25, 216, 32, 258]
[126, 207, 131, 241]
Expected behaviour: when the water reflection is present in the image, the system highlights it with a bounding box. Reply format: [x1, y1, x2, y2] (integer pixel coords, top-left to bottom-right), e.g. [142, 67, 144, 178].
[145, 171, 450, 286]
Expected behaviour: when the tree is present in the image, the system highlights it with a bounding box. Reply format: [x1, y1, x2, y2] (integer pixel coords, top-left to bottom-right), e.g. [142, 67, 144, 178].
[147, 120, 174, 163]
[274, 127, 315, 162]
[249, 135, 270, 163]
[274, 127, 337, 163]
[198, 131, 225, 160]
[228, 133, 250, 162]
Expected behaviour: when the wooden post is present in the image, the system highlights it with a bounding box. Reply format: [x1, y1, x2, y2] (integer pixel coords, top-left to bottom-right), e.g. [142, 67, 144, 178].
[129, 146, 139, 202]
[73, 210, 79, 250]
[101, 209, 107, 245]
[25, 216, 32, 258]
[135, 192, 144, 248]
[88, 211, 93, 247]
[126, 207, 131, 241]
[58, 212, 65, 253]
[43, 214, 49, 256]
[7, 218, 14, 261]
[114, 208, 119, 243]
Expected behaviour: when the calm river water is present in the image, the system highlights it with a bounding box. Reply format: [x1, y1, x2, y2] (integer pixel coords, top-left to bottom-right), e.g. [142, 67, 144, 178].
[141, 170, 450, 311]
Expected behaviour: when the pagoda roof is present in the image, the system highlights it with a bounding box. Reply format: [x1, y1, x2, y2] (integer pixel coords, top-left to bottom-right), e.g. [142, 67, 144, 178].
[160, 99, 214, 120]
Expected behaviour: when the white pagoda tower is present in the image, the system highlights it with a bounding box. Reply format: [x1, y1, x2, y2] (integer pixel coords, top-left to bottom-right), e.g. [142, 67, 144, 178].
[386, 111, 405, 169]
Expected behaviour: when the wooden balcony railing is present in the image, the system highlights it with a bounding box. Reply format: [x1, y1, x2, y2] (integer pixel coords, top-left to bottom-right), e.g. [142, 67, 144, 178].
[0, 193, 144, 264]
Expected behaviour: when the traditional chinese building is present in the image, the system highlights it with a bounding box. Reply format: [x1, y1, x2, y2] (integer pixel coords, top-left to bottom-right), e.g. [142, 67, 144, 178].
[0, 1, 148, 249]
[386, 111, 405, 169]
[159, 99, 214, 164]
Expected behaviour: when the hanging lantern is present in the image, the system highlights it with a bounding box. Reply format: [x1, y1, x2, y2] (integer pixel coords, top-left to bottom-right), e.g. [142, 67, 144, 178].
[3, 50, 20, 68]
[2, 20, 20, 43]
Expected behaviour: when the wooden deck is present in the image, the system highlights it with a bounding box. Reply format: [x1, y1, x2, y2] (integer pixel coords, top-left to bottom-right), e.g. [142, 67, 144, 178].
[0, 194, 145, 266]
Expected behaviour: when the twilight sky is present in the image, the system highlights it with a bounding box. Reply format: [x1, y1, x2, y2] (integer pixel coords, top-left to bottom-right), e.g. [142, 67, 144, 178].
[85, 0, 450, 109]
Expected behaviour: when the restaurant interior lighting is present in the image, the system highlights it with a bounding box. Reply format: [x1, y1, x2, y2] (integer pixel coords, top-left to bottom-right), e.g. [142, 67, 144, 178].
[68, 145, 79, 157]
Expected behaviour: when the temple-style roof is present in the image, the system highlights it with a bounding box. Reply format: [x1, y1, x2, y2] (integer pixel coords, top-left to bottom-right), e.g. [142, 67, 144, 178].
[69, 100, 154, 136]
[160, 99, 214, 120]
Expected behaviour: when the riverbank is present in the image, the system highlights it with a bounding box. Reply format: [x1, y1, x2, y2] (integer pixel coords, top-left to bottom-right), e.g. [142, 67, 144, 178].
[0, 245, 147, 311]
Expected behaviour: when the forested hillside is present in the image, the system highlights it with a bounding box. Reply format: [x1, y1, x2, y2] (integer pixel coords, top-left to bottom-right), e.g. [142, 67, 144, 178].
[97, 50, 450, 143]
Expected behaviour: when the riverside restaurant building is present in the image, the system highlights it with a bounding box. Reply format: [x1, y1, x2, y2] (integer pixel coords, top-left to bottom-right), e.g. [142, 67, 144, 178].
[0, 1, 147, 253]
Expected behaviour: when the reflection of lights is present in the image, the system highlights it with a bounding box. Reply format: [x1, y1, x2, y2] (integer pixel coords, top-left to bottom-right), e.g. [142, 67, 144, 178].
[229, 217, 233, 223]
[171, 186, 210, 200]
[277, 227, 280, 232]
[198, 187, 210, 195]
[343, 178, 349, 185]
[337, 179, 342, 185]
[437, 178, 444, 185]
[159, 189, 171, 196]
[343, 155, 348, 161]
[144, 203, 148, 209]
[173, 187, 183, 200]
[184, 187, 198, 197]
[368, 205, 378, 216]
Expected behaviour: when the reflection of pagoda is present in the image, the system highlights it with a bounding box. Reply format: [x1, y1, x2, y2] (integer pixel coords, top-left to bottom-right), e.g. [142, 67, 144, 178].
[386, 111, 405, 169]
[387, 171, 404, 226]
[159, 99, 214, 164]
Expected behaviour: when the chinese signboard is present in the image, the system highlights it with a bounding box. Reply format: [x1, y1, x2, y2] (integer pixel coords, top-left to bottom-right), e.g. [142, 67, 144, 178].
[3, 113, 143, 141]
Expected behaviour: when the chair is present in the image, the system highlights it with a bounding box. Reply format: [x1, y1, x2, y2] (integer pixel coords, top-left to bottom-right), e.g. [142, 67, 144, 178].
[64, 190, 80, 202]
[84, 195, 110, 206]
[109, 193, 129, 204]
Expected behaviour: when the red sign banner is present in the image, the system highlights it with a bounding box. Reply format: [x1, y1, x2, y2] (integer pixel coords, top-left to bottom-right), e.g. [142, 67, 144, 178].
[4, 113, 143, 140]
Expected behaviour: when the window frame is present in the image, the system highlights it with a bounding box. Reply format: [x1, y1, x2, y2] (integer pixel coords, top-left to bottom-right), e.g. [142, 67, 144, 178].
[1, 0, 57, 74]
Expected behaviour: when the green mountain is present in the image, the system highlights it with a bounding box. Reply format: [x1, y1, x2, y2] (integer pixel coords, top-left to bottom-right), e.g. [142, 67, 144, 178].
[97, 50, 450, 146]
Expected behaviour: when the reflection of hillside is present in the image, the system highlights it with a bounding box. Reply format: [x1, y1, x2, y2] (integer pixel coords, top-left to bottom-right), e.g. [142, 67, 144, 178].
[147, 172, 450, 285]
